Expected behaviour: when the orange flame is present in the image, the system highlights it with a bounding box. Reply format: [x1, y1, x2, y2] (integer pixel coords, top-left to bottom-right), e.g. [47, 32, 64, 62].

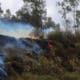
[31, 35, 39, 39]
[48, 40, 53, 49]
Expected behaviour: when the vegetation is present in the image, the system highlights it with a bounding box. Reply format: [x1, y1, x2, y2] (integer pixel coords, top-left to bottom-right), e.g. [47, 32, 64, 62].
[1, 30, 78, 80]
[0, 0, 59, 36]
[0, 0, 80, 80]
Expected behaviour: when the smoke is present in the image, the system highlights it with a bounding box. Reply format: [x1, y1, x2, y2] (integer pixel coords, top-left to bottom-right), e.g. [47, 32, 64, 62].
[0, 18, 33, 38]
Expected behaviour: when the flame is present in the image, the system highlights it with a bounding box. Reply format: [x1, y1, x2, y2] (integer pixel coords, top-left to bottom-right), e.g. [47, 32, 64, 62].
[31, 35, 39, 39]
[48, 40, 53, 49]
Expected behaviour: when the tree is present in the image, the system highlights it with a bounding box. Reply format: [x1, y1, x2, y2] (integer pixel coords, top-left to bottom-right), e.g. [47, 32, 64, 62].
[16, 0, 46, 29]
[4, 9, 12, 19]
[57, 0, 80, 30]
[57, 1, 71, 30]
[44, 17, 60, 31]
[0, 3, 3, 18]
[16, 0, 60, 37]
[76, 10, 80, 28]
[65, 0, 80, 28]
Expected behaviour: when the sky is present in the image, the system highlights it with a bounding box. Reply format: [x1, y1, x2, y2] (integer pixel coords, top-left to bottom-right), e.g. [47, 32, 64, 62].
[0, 0, 60, 38]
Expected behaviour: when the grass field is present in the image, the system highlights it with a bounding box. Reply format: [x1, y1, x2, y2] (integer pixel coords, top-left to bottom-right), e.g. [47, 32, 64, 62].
[9, 72, 80, 80]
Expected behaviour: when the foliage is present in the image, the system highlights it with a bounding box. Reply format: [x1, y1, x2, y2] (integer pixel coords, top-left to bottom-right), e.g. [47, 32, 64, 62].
[4, 9, 12, 19]
[57, 0, 80, 30]
[16, 0, 60, 36]
[16, 0, 46, 29]
[4, 33, 80, 80]
[0, 3, 3, 17]
[47, 31, 63, 42]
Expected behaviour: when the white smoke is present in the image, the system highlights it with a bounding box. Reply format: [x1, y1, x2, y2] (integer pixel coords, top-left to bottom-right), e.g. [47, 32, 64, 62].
[0, 19, 33, 38]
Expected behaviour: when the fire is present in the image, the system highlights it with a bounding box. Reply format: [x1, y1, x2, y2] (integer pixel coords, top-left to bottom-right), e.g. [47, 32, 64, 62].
[31, 35, 39, 39]
[48, 40, 54, 50]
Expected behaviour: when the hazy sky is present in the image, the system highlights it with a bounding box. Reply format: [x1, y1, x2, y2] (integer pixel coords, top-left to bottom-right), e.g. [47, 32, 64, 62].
[0, 0, 60, 38]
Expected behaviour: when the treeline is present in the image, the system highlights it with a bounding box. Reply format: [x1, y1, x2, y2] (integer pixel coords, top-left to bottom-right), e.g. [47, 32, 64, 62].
[0, 0, 80, 35]
[0, 0, 60, 37]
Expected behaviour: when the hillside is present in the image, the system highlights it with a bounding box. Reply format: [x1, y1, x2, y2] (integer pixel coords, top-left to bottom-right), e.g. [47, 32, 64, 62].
[0, 34, 80, 80]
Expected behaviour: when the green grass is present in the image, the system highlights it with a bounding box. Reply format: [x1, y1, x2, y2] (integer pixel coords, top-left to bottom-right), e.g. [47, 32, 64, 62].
[9, 73, 59, 80]
[22, 73, 59, 80]
[62, 72, 80, 80]
[9, 72, 80, 80]
[75, 43, 80, 48]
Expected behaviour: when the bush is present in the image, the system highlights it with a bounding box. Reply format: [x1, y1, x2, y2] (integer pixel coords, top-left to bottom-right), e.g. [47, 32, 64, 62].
[47, 31, 63, 42]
